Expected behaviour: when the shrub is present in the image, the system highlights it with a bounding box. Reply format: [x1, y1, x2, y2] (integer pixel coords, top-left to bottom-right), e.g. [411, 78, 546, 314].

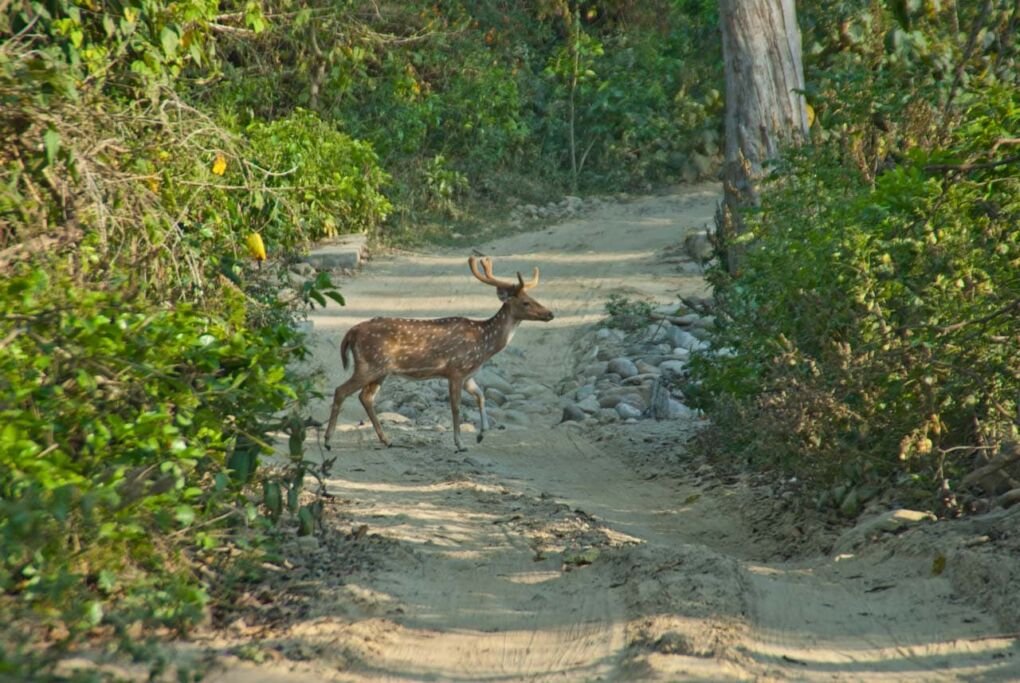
[246, 109, 391, 241]
[0, 267, 310, 675]
[691, 86, 1020, 509]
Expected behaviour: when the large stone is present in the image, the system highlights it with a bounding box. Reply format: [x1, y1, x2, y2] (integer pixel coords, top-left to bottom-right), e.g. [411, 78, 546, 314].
[670, 328, 701, 351]
[607, 357, 639, 379]
[576, 384, 596, 401]
[475, 368, 514, 395]
[598, 392, 642, 409]
[617, 402, 644, 420]
[304, 233, 368, 270]
[833, 509, 936, 554]
[577, 396, 601, 413]
[667, 399, 696, 419]
[484, 387, 508, 406]
[561, 404, 586, 423]
[635, 360, 660, 375]
[659, 360, 687, 375]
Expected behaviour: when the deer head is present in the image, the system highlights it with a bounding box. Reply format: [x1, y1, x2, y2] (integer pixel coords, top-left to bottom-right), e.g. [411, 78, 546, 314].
[468, 256, 554, 322]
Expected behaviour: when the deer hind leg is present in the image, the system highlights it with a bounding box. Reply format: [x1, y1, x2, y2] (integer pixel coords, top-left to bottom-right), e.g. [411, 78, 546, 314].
[358, 380, 390, 447]
[463, 377, 488, 443]
[448, 374, 467, 452]
[324, 370, 378, 449]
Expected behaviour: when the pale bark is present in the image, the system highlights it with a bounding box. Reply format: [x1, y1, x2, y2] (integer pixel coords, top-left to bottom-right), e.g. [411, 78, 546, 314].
[717, 0, 808, 275]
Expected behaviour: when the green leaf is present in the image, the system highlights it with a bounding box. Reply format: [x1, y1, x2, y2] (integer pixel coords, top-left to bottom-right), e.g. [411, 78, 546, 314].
[174, 504, 196, 526]
[297, 505, 314, 536]
[43, 128, 61, 166]
[160, 27, 179, 60]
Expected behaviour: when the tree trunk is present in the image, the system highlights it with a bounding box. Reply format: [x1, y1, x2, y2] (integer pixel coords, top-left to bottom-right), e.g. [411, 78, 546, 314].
[717, 0, 808, 276]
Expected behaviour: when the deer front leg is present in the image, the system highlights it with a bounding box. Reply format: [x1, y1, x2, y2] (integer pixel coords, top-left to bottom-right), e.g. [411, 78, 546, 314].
[359, 381, 390, 447]
[448, 375, 467, 452]
[463, 377, 488, 443]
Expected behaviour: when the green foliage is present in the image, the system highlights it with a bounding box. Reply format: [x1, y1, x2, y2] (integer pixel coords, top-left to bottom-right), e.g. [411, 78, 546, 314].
[604, 294, 653, 332]
[198, 0, 723, 237]
[692, 84, 1020, 508]
[246, 109, 392, 240]
[0, 267, 308, 675]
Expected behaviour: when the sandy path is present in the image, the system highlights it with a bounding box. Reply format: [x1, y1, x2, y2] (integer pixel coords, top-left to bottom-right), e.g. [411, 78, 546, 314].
[201, 185, 1019, 682]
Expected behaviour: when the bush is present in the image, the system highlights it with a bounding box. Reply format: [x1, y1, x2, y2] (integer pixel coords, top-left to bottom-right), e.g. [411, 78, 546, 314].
[691, 86, 1020, 509]
[0, 267, 309, 675]
[246, 109, 391, 241]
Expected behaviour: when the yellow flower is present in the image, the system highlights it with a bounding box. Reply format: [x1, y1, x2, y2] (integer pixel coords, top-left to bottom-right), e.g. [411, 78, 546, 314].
[246, 232, 267, 262]
[212, 152, 228, 176]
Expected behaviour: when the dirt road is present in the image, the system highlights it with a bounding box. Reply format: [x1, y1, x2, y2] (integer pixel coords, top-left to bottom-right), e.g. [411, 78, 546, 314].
[201, 185, 1019, 681]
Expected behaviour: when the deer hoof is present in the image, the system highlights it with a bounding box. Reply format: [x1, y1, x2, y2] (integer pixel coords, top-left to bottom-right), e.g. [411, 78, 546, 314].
[476, 433, 484, 443]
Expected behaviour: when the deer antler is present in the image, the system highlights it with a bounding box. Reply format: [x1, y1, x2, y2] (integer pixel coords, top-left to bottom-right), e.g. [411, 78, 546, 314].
[468, 256, 539, 290]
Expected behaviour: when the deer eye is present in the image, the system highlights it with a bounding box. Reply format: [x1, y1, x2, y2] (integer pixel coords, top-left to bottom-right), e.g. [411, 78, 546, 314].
[522, 301, 531, 306]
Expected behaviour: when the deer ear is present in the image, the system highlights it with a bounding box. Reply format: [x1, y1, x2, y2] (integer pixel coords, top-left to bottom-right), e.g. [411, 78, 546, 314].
[497, 287, 512, 302]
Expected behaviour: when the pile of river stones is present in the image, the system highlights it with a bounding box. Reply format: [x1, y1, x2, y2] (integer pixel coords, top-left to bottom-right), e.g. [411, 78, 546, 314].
[368, 307, 718, 434]
[554, 311, 715, 426]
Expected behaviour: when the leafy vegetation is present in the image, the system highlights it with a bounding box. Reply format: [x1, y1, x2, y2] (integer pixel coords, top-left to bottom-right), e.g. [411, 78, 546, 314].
[200, 0, 724, 241]
[691, 1, 1020, 515]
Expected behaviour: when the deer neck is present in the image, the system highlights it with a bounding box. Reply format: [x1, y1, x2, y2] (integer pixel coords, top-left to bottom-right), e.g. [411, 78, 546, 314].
[483, 303, 520, 355]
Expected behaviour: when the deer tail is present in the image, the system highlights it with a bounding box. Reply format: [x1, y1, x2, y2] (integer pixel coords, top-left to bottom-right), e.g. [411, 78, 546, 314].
[340, 328, 355, 371]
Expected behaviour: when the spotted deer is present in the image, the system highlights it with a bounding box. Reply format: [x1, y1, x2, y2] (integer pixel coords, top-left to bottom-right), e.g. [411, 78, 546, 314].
[324, 256, 554, 451]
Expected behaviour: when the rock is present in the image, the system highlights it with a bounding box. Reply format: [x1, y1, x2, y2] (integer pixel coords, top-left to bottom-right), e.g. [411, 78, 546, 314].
[667, 399, 696, 419]
[672, 347, 691, 359]
[673, 313, 701, 326]
[396, 404, 419, 420]
[645, 323, 673, 345]
[616, 402, 644, 420]
[305, 234, 368, 270]
[688, 327, 712, 341]
[833, 509, 937, 553]
[475, 368, 514, 395]
[583, 361, 609, 377]
[484, 387, 508, 406]
[659, 360, 687, 375]
[290, 261, 316, 277]
[608, 357, 639, 379]
[597, 408, 619, 424]
[595, 327, 615, 340]
[577, 396, 601, 413]
[575, 384, 596, 401]
[561, 404, 587, 423]
[520, 384, 553, 399]
[378, 411, 412, 424]
[597, 392, 626, 409]
[634, 360, 659, 375]
[670, 328, 701, 351]
[621, 373, 659, 387]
